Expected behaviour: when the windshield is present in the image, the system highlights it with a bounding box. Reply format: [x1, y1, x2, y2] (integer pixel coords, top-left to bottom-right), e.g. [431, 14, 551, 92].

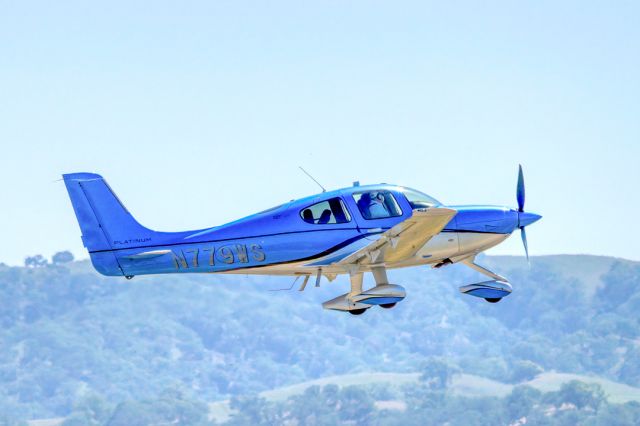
[399, 188, 441, 209]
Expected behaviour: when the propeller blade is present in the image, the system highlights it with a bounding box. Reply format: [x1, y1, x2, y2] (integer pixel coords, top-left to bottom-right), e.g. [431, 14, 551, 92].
[516, 164, 525, 212]
[520, 226, 529, 263]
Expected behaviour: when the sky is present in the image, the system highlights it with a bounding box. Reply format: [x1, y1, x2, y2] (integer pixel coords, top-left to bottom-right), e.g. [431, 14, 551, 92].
[0, 1, 638, 265]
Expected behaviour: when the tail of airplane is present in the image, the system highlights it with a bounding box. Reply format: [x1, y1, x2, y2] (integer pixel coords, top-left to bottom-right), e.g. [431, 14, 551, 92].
[63, 173, 157, 275]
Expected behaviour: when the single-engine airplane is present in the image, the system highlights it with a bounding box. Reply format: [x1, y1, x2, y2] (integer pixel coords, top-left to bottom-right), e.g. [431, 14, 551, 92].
[63, 167, 541, 315]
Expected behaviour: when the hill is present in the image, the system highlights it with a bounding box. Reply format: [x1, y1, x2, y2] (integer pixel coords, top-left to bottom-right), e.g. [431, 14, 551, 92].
[0, 253, 638, 424]
[206, 370, 640, 423]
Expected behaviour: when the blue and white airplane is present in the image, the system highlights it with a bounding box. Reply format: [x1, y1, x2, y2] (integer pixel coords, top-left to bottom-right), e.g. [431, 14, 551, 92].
[63, 167, 541, 315]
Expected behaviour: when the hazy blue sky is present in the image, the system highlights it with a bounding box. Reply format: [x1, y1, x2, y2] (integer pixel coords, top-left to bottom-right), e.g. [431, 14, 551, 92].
[0, 1, 638, 265]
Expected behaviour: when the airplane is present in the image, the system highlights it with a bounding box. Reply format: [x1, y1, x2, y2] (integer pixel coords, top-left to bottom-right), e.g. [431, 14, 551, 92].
[62, 167, 541, 315]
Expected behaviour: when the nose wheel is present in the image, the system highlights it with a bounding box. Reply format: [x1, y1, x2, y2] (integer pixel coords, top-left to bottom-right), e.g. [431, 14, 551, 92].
[348, 308, 368, 315]
[485, 298, 502, 303]
[380, 303, 397, 309]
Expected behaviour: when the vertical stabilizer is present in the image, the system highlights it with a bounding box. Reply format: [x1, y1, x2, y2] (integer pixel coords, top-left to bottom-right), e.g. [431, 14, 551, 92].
[63, 172, 156, 276]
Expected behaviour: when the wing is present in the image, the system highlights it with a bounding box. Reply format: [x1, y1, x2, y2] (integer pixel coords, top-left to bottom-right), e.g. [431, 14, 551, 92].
[323, 207, 457, 268]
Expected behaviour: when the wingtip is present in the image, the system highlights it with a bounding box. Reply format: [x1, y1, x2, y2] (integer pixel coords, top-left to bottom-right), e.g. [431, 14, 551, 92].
[62, 172, 104, 181]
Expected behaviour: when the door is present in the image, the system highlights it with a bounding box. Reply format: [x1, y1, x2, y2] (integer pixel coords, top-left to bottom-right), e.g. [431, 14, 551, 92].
[343, 189, 412, 233]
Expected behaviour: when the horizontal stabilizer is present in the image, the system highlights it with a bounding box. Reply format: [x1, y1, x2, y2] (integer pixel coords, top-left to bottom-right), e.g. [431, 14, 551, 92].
[122, 250, 172, 260]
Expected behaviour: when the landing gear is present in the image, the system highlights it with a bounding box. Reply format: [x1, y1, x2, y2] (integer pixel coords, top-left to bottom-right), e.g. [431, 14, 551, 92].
[125, 275, 134, 280]
[460, 279, 512, 302]
[347, 273, 367, 315]
[321, 266, 406, 314]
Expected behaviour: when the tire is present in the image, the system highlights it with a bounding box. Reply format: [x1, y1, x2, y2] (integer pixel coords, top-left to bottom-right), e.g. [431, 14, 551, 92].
[349, 308, 367, 315]
[380, 303, 397, 309]
[485, 298, 502, 303]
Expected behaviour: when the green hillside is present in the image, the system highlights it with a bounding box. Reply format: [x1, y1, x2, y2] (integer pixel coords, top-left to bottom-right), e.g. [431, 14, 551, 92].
[0, 253, 639, 425]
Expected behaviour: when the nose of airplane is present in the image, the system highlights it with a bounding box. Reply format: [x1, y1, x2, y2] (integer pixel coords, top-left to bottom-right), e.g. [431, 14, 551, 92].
[518, 211, 542, 228]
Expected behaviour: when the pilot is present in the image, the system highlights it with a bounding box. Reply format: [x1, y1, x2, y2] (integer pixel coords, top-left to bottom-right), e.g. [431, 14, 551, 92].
[357, 192, 389, 219]
[368, 193, 389, 218]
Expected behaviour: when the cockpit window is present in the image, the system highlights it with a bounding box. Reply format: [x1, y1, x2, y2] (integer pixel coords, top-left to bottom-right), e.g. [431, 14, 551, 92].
[352, 191, 402, 219]
[400, 188, 441, 209]
[300, 198, 351, 225]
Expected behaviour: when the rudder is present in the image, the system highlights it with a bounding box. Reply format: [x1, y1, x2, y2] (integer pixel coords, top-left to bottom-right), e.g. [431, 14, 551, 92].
[63, 172, 155, 276]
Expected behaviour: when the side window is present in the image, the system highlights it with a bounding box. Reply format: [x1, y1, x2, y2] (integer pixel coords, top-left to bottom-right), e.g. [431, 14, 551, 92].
[353, 191, 402, 219]
[300, 198, 351, 225]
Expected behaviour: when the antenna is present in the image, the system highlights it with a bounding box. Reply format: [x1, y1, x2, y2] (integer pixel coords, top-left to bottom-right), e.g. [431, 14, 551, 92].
[298, 166, 326, 193]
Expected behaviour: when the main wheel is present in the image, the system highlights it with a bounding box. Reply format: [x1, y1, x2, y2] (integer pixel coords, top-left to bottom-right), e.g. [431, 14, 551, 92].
[349, 308, 367, 315]
[485, 298, 502, 303]
[380, 303, 397, 309]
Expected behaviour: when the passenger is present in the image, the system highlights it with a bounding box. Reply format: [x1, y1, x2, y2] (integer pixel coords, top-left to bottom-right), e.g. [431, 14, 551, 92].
[302, 209, 314, 224]
[317, 209, 332, 224]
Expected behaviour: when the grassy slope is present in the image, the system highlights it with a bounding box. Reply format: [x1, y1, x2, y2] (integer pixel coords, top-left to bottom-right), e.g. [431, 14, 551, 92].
[208, 370, 640, 423]
[27, 420, 65, 426]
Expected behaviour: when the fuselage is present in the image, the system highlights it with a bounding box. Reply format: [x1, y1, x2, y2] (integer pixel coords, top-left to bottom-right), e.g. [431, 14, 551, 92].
[86, 183, 540, 278]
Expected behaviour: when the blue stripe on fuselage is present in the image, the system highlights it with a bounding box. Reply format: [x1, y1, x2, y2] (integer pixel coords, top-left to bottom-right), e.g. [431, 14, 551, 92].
[93, 229, 372, 276]
[443, 205, 518, 235]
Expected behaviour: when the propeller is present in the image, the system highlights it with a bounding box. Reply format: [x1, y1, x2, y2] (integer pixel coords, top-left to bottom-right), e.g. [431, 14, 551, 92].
[521, 227, 529, 263]
[516, 164, 540, 263]
[516, 164, 529, 262]
[516, 164, 525, 213]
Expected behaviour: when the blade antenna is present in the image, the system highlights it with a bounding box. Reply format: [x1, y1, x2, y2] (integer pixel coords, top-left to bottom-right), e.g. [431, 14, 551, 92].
[299, 166, 326, 193]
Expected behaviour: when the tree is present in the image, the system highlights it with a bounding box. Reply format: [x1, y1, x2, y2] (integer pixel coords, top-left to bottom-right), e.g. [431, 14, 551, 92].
[596, 262, 640, 312]
[0, 415, 28, 426]
[52, 251, 75, 264]
[509, 360, 543, 383]
[282, 386, 339, 426]
[338, 386, 375, 424]
[505, 385, 542, 420]
[24, 254, 47, 268]
[105, 396, 211, 426]
[592, 402, 640, 426]
[550, 380, 606, 411]
[420, 358, 460, 390]
[619, 347, 640, 386]
[228, 395, 276, 425]
[62, 394, 113, 426]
